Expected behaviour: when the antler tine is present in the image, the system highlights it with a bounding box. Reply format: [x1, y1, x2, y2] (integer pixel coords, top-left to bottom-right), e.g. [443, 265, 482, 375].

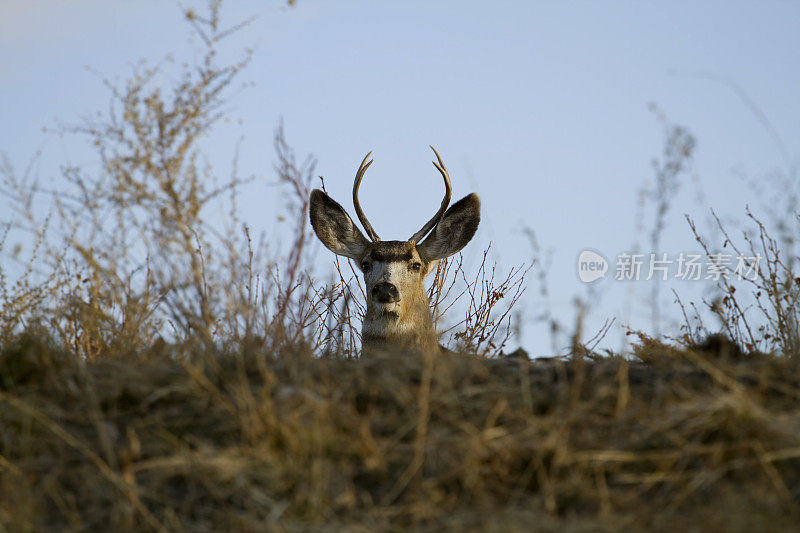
[410, 146, 453, 243]
[352, 151, 380, 242]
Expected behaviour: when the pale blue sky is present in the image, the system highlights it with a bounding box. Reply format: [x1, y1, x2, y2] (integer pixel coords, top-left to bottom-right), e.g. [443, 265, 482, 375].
[2, 1, 798, 354]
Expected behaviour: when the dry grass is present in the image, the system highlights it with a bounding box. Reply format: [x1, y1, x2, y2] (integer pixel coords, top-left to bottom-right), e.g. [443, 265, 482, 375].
[2, 334, 800, 531]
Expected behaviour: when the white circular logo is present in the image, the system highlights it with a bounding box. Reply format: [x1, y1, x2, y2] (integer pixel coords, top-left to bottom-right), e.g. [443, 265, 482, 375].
[577, 250, 608, 283]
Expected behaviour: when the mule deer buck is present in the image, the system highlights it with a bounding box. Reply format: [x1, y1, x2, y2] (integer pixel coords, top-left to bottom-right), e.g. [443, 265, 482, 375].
[310, 147, 480, 354]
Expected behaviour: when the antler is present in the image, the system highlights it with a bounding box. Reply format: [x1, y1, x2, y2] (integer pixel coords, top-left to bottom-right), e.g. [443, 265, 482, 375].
[352, 151, 381, 242]
[409, 146, 453, 243]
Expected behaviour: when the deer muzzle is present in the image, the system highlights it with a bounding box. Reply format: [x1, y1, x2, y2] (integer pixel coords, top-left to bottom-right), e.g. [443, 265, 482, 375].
[373, 282, 400, 304]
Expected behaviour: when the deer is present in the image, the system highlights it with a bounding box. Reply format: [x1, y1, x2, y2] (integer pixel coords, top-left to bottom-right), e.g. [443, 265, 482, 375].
[309, 147, 480, 355]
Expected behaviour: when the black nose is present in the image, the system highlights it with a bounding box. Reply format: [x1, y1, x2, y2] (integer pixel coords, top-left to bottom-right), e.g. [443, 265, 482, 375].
[373, 282, 399, 303]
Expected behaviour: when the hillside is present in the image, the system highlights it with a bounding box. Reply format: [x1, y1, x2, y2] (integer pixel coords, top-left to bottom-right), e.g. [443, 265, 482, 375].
[2, 335, 799, 531]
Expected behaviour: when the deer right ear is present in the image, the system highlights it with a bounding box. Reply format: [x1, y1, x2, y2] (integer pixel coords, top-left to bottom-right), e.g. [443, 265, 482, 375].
[309, 189, 369, 260]
[417, 193, 480, 262]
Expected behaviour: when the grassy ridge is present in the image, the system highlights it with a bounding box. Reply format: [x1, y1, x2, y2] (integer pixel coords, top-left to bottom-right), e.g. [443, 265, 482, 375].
[2, 335, 799, 531]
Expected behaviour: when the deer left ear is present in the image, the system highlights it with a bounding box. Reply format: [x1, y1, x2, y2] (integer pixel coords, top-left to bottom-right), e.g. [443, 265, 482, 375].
[309, 189, 369, 260]
[417, 193, 480, 262]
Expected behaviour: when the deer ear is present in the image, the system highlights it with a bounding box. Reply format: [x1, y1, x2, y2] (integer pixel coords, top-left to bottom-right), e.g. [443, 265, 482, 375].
[309, 189, 369, 260]
[417, 193, 480, 262]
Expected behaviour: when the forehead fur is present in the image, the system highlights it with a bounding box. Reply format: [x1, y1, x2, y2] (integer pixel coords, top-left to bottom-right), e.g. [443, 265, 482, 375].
[365, 240, 418, 262]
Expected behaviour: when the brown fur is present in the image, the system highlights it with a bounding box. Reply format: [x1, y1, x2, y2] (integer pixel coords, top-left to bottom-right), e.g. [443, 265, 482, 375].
[359, 241, 439, 354]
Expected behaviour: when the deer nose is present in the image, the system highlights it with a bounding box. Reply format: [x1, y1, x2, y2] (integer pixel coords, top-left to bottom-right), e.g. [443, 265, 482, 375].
[373, 282, 399, 303]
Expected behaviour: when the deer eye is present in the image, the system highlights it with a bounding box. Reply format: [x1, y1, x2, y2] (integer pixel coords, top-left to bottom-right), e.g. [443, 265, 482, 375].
[410, 262, 422, 272]
[361, 260, 372, 272]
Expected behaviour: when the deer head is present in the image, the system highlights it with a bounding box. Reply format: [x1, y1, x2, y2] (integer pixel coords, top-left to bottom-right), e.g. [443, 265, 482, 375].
[309, 147, 480, 354]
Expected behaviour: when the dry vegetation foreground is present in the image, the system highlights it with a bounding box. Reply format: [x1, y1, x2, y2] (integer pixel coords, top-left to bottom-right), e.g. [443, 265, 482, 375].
[1, 336, 800, 532]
